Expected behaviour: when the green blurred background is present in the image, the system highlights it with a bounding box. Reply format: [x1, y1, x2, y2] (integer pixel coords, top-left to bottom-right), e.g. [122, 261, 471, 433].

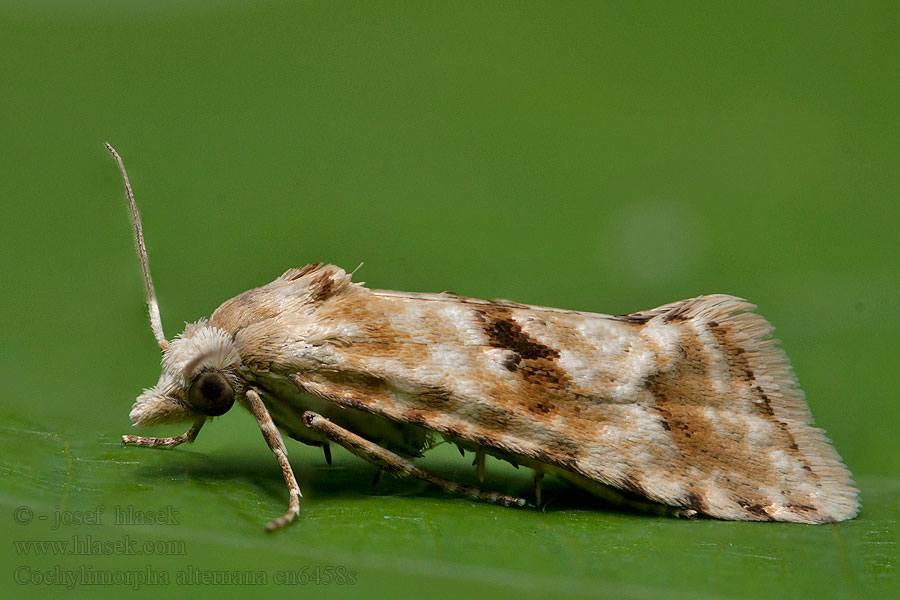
[1, 2, 897, 599]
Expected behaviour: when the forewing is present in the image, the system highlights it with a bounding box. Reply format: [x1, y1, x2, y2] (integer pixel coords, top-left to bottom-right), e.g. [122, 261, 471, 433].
[215, 266, 858, 523]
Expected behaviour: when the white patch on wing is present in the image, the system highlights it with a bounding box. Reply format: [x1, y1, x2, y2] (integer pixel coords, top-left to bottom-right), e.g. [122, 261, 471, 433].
[431, 343, 475, 372]
[574, 319, 634, 354]
[301, 319, 365, 346]
[701, 481, 737, 518]
[709, 410, 745, 443]
[641, 469, 687, 501]
[584, 405, 677, 481]
[611, 345, 658, 402]
[769, 449, 793, 475]
[641, 321, 683, 370]
[744, 414, 775, 447]
[556, 349, 591, 386]
[439, 304, 490, 346]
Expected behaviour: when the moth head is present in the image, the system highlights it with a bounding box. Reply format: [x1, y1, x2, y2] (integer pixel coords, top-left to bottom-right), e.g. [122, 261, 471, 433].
[106, 144, 246, 427]
[130, 320, 244, 426]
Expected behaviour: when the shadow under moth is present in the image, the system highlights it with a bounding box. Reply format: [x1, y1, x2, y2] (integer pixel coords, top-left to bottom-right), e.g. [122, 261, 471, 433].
[106, 144, 859, 531]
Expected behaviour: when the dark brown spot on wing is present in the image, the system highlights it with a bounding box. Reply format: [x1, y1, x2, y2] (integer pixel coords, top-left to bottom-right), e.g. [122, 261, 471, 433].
[474, 306, 573, 415]
[615, 312, 652, 325]
[737, 500, 775, 521]
[311, 271, 334, 301]
[661, 300, 695, 323]
[682, 492, 706, 513]
[417, 385, 456, 409]
[500, 352, 521, 372]
[655, 404, 690, 440]
[279, 262, 323, 281]
[479, 308, 560, 361]
[520, 361, 565, 384]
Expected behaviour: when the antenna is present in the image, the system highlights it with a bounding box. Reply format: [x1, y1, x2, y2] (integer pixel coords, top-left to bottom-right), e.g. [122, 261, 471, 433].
[105, 143, 169, 352]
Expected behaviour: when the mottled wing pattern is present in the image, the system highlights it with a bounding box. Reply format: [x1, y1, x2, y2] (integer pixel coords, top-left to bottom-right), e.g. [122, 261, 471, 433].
[211, 264, 859, 523]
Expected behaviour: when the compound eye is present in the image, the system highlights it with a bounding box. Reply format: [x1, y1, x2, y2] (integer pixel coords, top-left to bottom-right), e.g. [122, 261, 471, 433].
[188, 371, 235, 416]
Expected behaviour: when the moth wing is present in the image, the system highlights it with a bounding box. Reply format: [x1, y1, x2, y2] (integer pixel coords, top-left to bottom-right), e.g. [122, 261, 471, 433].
[282, 287, 857, 524]
[211, 267, 857, 523]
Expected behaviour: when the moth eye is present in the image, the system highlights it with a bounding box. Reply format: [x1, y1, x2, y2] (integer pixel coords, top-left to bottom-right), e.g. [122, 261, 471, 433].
[188, 371, 235, 416]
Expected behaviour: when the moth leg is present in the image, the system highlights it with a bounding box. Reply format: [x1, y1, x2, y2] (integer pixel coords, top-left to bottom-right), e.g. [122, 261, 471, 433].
[473, 450, 486, 483]
[122, 418, 205, 448]
[533, 470, 544, 507]
[245, 388, 302, 532]
[302, 411, 528, 508]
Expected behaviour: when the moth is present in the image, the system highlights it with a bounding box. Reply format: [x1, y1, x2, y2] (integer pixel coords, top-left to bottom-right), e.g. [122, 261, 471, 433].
[107, 144, 859, 531]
